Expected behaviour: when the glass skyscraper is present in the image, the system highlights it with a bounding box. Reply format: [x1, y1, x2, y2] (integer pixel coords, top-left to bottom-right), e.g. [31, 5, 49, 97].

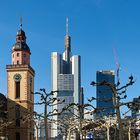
[51, 18, 83, 140]
[96, 70, 115, 118]
[131, 97, 140, 119]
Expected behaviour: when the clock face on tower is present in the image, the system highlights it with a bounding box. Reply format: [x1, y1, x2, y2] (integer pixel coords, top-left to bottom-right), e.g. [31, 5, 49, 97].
[14, 74, 22, 82]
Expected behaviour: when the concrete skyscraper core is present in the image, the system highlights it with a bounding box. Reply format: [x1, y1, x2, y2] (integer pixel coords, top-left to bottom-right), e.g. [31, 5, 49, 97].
[51, 18, 82, 139]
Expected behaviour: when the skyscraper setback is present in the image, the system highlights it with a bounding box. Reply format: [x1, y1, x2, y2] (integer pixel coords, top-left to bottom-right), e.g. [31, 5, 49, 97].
[51, 18, 83, 139]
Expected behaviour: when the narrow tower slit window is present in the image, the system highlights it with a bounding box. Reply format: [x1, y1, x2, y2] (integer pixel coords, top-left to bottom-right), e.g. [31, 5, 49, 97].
[23, 61, 26, 64]
[15, 81, 20, 98]
[16, 132, 20, 140]
[15, 105, 20, 127]
[23, 53, 26, 57]
[30, 77, 32, 100]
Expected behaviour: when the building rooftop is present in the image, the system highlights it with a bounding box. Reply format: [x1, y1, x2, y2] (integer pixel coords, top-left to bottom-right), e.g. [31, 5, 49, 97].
[97, 70, 115, 75]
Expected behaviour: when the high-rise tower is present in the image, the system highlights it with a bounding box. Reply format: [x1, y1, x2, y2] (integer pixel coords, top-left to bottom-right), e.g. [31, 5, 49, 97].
[51, 18, 83, 139]
[6, 19, 35, 140]
[131, 97, 140, 119]
[96, 70, 115, 118]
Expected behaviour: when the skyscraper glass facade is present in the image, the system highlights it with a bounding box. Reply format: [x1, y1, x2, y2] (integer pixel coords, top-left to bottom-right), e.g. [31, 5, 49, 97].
[51, 20, 83, 139]
[96, 71, 115, 118]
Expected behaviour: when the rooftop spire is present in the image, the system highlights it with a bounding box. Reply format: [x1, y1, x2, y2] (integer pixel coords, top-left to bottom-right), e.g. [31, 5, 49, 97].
[20, 16, 22, 29]
[16, 16, 26, 42]
[66, 17, 69, 36]
[64, 17, 71, 63]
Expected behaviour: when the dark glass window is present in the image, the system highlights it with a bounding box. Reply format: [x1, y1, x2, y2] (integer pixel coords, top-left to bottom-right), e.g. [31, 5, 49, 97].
[16, 132, 20, 140]
[17, 53, 19, 57]
[15, 82, 20, 98]
[15, 105, 20, 127]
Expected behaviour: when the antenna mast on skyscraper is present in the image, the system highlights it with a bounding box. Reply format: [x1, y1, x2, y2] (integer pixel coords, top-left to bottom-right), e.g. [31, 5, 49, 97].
[66, 17, 69, 36]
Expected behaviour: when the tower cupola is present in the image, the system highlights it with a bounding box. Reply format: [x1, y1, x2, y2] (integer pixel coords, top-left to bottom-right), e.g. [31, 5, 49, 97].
[16, 27, 26, 42]
[12, 18, 31, 65]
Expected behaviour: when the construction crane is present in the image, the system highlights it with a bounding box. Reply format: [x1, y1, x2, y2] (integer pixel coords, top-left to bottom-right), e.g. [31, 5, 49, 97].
[113, 47, 121, 86]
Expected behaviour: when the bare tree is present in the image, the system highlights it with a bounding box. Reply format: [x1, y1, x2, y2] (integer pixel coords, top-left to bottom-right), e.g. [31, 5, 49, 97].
[90, 75, 135, 140]
[34, 88, 65, 140]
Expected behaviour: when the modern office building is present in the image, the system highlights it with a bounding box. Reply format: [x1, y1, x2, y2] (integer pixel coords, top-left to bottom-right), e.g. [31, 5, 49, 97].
[6, 20, 35, 140]
[96, 70, 115, 118]
[51, 18, 83, 139]
[131, 97, 140, 119]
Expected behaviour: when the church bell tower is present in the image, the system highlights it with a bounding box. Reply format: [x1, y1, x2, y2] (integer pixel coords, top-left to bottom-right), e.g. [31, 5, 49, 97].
[6, 18, 35, 140]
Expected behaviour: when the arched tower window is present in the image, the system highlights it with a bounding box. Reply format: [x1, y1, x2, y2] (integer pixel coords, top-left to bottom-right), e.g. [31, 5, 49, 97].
[14, 74, 21, 99]
[15, 81, 20, 98]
